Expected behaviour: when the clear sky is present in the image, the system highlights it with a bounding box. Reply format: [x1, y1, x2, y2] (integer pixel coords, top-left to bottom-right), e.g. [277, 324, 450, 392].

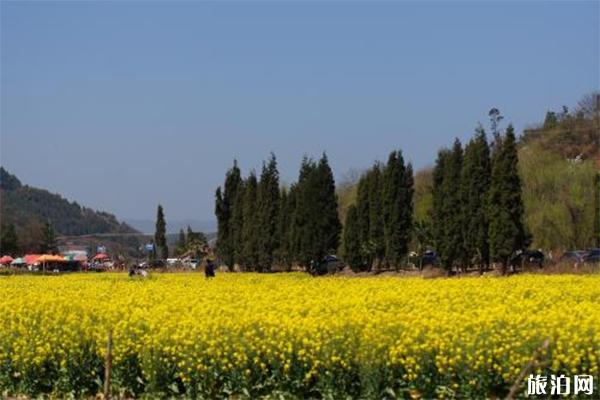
[1, 1, 598, 222]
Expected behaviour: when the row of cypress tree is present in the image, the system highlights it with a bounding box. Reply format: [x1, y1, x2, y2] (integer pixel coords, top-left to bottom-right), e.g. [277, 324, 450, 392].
[215, 153, 341, 271]
[433, 123, 528, 274]
[216, 118, 528, 274]
[342, 151, 414, 271]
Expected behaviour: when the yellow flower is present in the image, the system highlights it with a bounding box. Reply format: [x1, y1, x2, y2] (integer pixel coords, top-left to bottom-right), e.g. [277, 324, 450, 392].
[0, 273, 597, 397]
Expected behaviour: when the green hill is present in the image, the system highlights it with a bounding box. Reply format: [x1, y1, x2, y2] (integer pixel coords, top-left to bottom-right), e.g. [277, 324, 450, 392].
[1, 167, 142, 255]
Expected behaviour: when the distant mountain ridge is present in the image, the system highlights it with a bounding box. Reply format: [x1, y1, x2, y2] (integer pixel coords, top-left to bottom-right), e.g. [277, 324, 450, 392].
[0, 167, 138, 236]
[124, 218, 217, 235]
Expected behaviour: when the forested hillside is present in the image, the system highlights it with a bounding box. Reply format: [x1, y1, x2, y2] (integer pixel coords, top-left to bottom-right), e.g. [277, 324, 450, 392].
[0, 167, 141, 254]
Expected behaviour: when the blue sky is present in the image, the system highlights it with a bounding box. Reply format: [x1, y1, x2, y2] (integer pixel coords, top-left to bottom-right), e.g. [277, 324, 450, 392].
[1, 1, 598, 222]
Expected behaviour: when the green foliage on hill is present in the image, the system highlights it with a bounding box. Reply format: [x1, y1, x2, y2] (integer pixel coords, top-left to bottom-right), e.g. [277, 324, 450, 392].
[520, 142, 597, 251]
[521, 93, 599, 160]
[1, 167, 136, 237]
[0, 167, 141, 255]
[519, 92, 599, 251]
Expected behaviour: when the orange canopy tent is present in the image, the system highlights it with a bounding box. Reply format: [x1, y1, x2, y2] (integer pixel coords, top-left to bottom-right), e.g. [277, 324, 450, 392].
[0, 255, 14, 264]
[37, 254, 67, 263]
[93, 253, 109, 260]
[36, 254, 67, 273]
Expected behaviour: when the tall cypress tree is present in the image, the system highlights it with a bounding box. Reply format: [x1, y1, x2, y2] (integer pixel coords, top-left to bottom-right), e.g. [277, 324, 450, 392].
[215, 186, 226, 259]
[367, 164, 385, 269]
[401, 162, 415, 258]
[276, 187, 293, 270]
[231, 180, 246, 267]
[286, 183, 299, 263]
[461, 127, 491, 271]
[256, 153, 280, 272]
[488, 125, 527, 272]
[154, 204, 168, 259]
[291, 157, 317, 267]
[342, 204, 362, 271]
[316, 153, 342, 258]
[215, 160, 242, 269]
[290, 154, 340, 268]
[436, 140, 463, 273]
[241, 172, 259, 271]
[382, 150, 412, 268]
[432, 149, 450, 256]
[355, 172, 371, 268]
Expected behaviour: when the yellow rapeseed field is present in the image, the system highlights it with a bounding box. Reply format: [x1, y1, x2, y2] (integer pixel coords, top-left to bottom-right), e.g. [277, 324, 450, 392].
[0, 273, 598, 398]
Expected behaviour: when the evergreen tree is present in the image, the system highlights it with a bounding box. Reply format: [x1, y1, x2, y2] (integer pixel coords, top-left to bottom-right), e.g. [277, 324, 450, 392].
[275, 187, 293, 270]
[355, 172, 371, 268]
[434, 140, 463, 273]
[256, 154, 280, 272]
[154, 204, 168, 259]
[241, 172, 259, 271]
[176, 228, 186, 256]
[382, 151, 412, 268]
[488, 125, 527, 272]
[0, 223, 20, 256]
[215, 160, 242, 269]
[316, 153, 342, 258]
[543, 111, 558, 129]
[40, 220, 58, 254]
[215, 186, 226, 258]
[285, 184, 299, 264]
[367, 164, 385, 268]
[402, 162, 415, 256]
[231, 180, 246, 267]
[489, 108, 504, 144]
[290, 154, 341, 268]
[342, 204, 362, 271]
[460, 127, 491, 271]
[432, 149, 450, 254]
[290, 157, 317, 266]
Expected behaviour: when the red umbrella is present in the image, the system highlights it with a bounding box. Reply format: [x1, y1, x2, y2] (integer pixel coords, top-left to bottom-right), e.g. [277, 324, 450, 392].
[93, 253, 109, 260]
[24, 254, 41, 265]
[0, 255, 14, 264]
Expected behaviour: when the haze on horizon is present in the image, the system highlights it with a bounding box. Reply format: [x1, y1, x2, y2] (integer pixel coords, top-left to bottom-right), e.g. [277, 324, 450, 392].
[1, 1, 598, 222]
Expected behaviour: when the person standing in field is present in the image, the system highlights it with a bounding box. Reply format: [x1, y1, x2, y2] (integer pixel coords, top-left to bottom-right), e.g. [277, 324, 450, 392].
[205, 259, 216, 279]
